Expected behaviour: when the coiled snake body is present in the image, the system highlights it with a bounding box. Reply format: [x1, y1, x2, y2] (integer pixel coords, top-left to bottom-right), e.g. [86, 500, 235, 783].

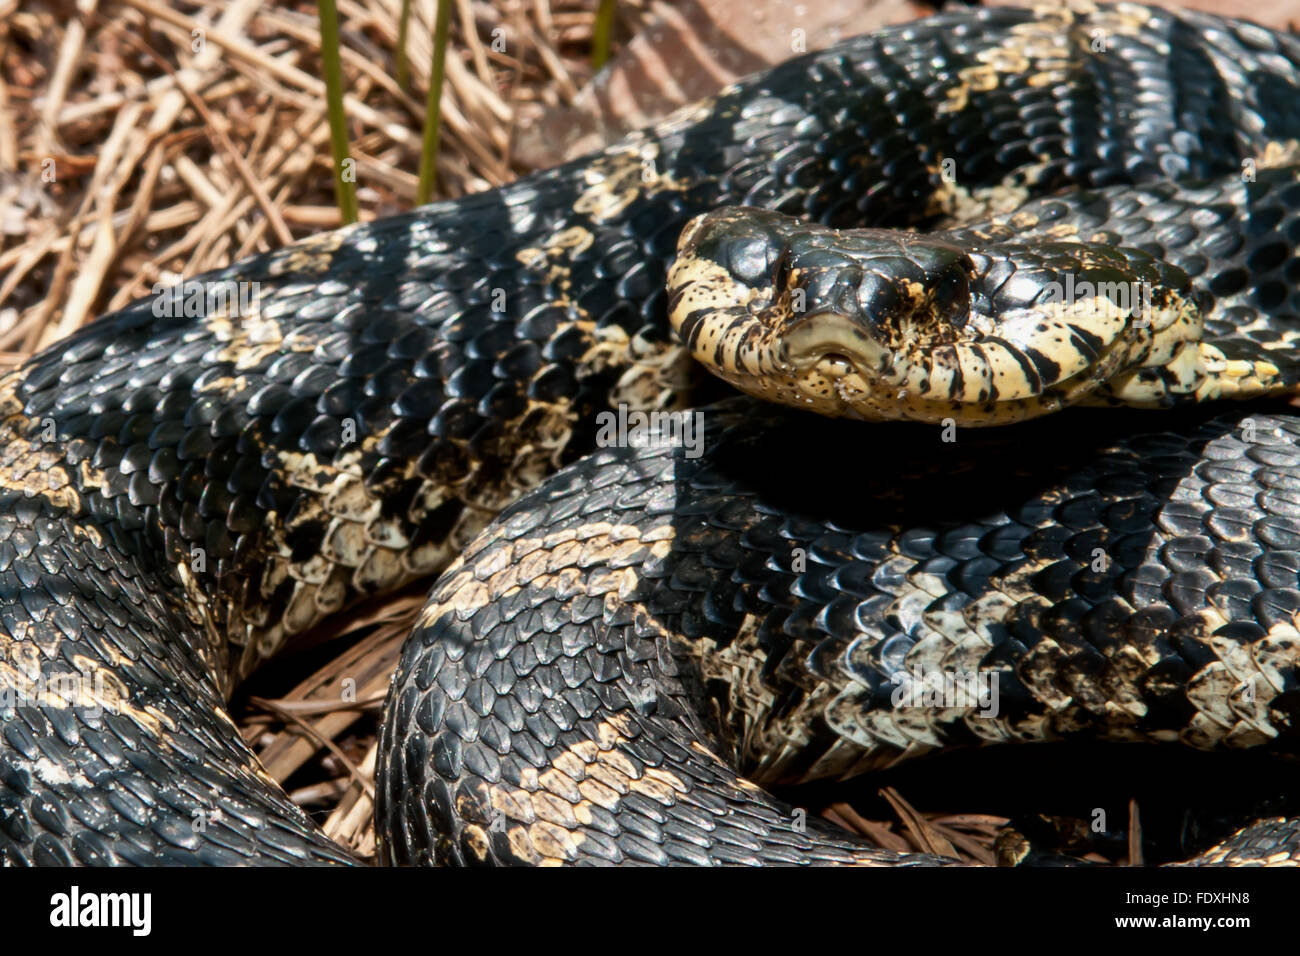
[4, 2, 1300, 866]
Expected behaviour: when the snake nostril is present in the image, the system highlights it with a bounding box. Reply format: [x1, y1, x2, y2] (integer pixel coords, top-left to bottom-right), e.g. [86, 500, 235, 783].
[773, 248, 793, 287]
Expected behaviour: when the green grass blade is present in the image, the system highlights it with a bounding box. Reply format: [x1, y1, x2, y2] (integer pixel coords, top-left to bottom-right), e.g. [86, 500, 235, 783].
[592, 0, 617, 70]
[416, 0, 453, 204]
[395, 0, 413, 90]
[317, 0, 359, 224]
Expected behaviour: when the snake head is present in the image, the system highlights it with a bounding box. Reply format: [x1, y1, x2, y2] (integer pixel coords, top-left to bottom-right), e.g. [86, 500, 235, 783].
[667, 207, 1201, 425]
[668, 207, 986, 421]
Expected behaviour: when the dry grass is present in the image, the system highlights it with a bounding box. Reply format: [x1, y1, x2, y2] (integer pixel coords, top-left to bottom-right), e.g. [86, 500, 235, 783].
[0, 0, 628, 353]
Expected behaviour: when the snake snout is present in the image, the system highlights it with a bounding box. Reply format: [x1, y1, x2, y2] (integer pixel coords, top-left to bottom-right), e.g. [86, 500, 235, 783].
[781, 235, 975, 367]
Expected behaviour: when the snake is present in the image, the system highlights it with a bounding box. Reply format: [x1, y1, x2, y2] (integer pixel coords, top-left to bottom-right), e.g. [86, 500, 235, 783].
[4, 1, 1300, 866]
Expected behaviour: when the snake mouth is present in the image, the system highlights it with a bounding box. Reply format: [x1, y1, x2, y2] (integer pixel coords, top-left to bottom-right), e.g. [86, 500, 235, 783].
[782, 313, 891, 376]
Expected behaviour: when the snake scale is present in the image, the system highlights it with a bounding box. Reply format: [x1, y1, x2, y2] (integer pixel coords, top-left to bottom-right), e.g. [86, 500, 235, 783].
[5, 2, 1300, 866]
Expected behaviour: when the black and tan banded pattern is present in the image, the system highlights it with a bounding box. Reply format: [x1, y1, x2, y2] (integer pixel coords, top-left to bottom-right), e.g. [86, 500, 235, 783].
[4, 2, 1300, 865]
[379, 400, 1300, 866]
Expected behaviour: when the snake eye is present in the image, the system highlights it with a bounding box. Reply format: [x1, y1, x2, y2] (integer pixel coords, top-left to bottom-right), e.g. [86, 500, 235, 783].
[928, 259, 972, 328]
[854, 271, 903, 323]
[726, 235, 782, 286]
